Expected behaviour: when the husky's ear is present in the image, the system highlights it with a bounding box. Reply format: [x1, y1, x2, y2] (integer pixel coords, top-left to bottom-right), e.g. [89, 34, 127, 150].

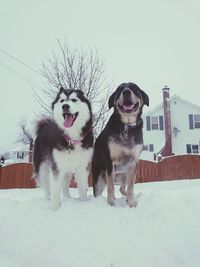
[140, 89, 149, 106]
[76, 90, 84, 95]
[76, 90, 85, 100]
[108, 91, 116, 109]
[59, 86, 66, 94]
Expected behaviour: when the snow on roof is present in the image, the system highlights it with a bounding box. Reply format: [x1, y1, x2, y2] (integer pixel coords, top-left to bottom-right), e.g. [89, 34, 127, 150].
[143, 94, 200, 116]
[9, 145, 30, 153]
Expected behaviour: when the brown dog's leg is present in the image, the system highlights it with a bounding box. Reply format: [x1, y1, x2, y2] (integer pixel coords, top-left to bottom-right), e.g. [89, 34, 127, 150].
[119, 174, 127, 196]
[127, 162, 138, 208]
[107, 171, 115, 206]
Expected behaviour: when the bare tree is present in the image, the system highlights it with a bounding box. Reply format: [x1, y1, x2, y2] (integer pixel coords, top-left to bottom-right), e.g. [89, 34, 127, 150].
[35, 38, 111, 135]
[18, 119, 34, 163]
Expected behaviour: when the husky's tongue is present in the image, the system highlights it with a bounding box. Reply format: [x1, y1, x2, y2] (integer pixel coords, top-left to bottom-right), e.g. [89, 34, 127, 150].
[64, 114, 74, 128]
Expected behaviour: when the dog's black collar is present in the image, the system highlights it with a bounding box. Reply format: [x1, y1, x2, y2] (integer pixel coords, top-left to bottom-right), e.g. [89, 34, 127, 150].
[124, 118, 142, 129]
[123, 118, 142, 137]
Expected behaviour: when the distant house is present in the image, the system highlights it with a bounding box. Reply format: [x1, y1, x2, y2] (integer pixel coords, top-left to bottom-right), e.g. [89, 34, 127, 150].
[141, 86, 200, 161]
[3, 145, 32, 165]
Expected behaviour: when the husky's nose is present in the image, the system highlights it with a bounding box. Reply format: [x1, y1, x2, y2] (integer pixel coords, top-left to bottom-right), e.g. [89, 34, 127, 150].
[62, 104, 70, 111]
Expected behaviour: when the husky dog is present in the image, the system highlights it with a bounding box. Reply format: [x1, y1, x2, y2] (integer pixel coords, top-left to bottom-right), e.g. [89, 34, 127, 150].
[92, 82, 149, 207]
[33, 87, 93, 210]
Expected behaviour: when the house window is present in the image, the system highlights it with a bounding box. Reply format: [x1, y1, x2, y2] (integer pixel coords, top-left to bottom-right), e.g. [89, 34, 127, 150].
[143, 145, 148, 151]
[186, 144, 199, 154]
[151, 117, 159, 130]
[17, 152, 24, 159]
[189, 114, 200, 129]
[143, 144, 154, 152]
[194, 115, 200, 128]
[146, 116, 164, 131]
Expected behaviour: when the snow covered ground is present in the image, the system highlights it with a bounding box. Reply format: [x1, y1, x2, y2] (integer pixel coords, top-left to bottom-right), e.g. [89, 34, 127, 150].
[1, 179, 200, 267]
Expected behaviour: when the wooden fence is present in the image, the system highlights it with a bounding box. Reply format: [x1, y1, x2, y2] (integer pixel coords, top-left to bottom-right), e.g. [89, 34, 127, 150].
[0, 163, 35, 189]
[0, 163, 77, 189]
[135, 155, 200, 183]
[0, 155, 200, 189]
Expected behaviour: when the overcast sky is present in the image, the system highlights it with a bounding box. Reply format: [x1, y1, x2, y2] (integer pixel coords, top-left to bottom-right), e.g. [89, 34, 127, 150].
[0, 0, 200, 153]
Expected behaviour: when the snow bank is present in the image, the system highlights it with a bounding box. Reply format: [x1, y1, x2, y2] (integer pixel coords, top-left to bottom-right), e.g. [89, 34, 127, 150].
[1, 179, 200, 267]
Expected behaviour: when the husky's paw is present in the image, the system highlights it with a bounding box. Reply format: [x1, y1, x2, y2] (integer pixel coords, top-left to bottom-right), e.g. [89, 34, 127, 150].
[49, 199, 61, 211]
[79, 196, 88, 202]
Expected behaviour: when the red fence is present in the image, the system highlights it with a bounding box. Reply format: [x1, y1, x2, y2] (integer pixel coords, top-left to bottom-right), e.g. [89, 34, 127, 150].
[135, 155, 200, 183]
[0, 163, 35, 189]
[0, 155, 200, 189]
[0, 163, 79, 189]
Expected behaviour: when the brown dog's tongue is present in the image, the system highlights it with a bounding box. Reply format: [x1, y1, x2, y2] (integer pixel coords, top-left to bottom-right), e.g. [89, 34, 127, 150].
[123, 104, 133, 111]
[64, 114, 74, 128]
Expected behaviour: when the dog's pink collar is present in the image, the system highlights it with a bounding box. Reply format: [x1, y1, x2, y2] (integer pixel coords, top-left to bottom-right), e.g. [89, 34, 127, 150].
[64, 127, 92, 146]
[64, 135, 83, 145]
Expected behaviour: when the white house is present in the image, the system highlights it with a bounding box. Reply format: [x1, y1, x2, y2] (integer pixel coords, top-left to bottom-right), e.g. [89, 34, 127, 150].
[3, 145, 32, 165]
[141, 86, 200, 161]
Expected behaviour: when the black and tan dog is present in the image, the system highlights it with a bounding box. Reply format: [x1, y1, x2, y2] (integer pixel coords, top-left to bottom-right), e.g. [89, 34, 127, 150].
[92, 82, 149, 207]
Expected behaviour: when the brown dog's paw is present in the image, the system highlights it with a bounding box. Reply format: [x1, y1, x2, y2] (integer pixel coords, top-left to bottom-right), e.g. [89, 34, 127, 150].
[127, 199, 137, 208]
[107, 197, 116, 206]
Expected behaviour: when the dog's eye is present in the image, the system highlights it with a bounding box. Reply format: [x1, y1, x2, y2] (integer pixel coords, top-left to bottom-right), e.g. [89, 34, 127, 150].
[71, 99, 78, 102]
[60, 99, 65, 103]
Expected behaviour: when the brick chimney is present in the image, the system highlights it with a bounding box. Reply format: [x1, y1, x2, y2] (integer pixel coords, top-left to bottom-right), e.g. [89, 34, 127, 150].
[161, 86, 172, 157]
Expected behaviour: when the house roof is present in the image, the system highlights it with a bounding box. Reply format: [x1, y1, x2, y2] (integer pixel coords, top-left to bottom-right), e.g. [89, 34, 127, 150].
[10, 145, 30, 153]
[143, 94, 200, 116]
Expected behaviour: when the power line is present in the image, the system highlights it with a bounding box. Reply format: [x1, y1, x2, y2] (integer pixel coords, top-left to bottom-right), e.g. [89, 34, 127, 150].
[0, 61, 52, 113]
[0, 48, 42, 76]
[0, 60, 43, 90]
[0, 48, 57, 113]
[0, 61, 33, 84]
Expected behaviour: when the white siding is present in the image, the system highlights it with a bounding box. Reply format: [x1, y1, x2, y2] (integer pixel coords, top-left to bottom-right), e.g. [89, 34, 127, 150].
[141, 95, 200, 160]
[170, 98, 200, 154]
[142, 107, 165, 160]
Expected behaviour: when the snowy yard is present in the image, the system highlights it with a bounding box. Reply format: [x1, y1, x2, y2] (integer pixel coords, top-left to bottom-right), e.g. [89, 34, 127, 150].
[0, 179, 200, 267]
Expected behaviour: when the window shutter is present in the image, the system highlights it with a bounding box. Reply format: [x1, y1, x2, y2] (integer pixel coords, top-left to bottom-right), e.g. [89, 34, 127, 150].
[189, 114, 194, 129]
[159, 115, 164, 130]
[186, 144, 191, 154]
[149, 144, 154, 152]
[146, 116, 151, 131]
